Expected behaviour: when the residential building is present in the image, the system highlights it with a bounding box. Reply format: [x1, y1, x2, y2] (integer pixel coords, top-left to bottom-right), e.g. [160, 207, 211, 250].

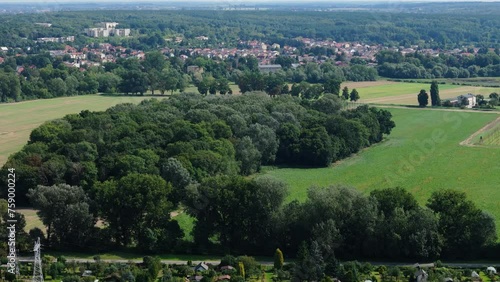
[84, 22, 130, 38]
[258, 64, 282, 73]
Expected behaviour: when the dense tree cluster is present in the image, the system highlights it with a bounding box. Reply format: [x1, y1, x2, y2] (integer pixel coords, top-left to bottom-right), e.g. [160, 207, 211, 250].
[0, 48, 377, 103]
[284, 187, 496, 272]
[377, 50, 500, 79]
[1, 8, 500, 49]
[0, 92, 394, 252]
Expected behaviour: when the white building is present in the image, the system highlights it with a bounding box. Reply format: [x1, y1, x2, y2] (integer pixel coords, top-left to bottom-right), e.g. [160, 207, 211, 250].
[457, 94, 477, 108]
[84, 22, 130, 37]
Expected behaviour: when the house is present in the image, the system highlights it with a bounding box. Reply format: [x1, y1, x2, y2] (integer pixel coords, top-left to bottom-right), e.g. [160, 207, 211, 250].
[194, 262, 209, 272]
[258, 64, 282, 73]
[82, 270, 93, 277]
[449, 94, 477, 108]
[0, 47, 8, 52]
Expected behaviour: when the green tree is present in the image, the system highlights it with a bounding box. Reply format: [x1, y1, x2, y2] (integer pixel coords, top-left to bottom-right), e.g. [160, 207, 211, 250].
[274, 248, 284, 270]
[342, 86, 349, 100]
[27, 184, 94, 247]
[187, 175, 286, 252]
[427, 189, 497, 258]
[417, 89, 429, 107]
[0, 72, 21, 102]
[430, 81, 441, 106]
[118, 70, 148, 95]
[94, 173, 173, 246]
[235, 136, 262, 175]
[323, 79, 341, 96]
[349, 89, 360, 102]
[47, 78, 67, 97]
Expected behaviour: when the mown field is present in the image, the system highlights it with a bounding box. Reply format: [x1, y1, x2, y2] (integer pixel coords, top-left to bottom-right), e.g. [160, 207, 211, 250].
[265, 108, 500, 235]
[0, 95, 165, 166]
[347, 81, 499, 105]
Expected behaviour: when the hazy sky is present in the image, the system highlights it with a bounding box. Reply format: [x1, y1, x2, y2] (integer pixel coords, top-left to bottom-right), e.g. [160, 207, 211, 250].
[0, 0, 498, 2]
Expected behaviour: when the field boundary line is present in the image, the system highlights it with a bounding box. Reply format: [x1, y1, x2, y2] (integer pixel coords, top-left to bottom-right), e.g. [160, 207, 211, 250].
[460, 116, 500, 147]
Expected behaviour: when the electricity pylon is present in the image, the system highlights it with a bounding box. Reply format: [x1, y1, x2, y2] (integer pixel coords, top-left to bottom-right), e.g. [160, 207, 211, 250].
[32, 237, 43, 282]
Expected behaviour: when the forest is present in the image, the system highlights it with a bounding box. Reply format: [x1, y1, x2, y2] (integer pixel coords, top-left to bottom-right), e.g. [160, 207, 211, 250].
[1, 92, 498, 261]
[0, 50, 377, 102]
[1, 9, 500, 49]
[376, 49, 500, 79]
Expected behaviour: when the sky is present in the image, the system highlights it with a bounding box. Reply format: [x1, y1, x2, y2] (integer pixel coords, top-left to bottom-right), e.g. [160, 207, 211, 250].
[0, 0, 498, 2]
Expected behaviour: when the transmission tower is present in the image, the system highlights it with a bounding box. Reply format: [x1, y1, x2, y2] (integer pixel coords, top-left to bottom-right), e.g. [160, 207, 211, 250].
[32, 237, 43, 282]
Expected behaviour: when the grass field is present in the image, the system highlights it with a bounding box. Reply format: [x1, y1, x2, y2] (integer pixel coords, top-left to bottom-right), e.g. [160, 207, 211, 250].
[18, 208, 45, 233]
[347, 81, 500, 105]
[0, 95, 165, 166]
[264, 108, 500, 235]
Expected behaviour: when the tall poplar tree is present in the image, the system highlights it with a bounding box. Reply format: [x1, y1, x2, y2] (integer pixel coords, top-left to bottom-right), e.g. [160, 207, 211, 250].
[430, 81, 441, 106]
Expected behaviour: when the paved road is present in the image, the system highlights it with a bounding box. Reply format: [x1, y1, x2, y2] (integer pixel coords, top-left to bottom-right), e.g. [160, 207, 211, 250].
[18, 257, 498, 268]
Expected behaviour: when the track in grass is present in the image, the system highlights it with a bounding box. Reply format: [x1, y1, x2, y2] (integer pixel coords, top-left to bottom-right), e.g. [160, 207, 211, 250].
[461, 117, 500, 147]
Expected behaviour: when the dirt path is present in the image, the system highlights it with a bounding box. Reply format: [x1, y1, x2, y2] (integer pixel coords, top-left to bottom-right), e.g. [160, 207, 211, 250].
[373, 104, 500, 114]
[460, 116, 500, 147]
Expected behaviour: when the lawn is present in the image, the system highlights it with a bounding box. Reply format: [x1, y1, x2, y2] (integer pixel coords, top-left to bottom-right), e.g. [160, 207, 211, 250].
[265, 108, 500, 235]
[0, 95, 165, 166]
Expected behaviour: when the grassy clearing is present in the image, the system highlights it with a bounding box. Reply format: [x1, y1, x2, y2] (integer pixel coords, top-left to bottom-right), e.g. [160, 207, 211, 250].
[0, 95, 165, 166]
[18, 208, 45, 233]
[265, 108, 500, 236]
[173, 210, 195, 242]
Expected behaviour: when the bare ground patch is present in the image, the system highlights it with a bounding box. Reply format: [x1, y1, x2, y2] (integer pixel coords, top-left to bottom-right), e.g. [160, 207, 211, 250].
[460, 116, 500, 147]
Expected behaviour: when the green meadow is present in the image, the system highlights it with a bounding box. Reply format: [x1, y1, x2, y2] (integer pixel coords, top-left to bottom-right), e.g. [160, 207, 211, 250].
[265, 108, 500, 235]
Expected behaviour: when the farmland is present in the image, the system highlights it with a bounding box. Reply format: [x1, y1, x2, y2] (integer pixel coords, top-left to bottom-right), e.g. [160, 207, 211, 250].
[0, 95, 164, 166]
[346, 81, 499, 105]
[265, 108, 500, 235]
